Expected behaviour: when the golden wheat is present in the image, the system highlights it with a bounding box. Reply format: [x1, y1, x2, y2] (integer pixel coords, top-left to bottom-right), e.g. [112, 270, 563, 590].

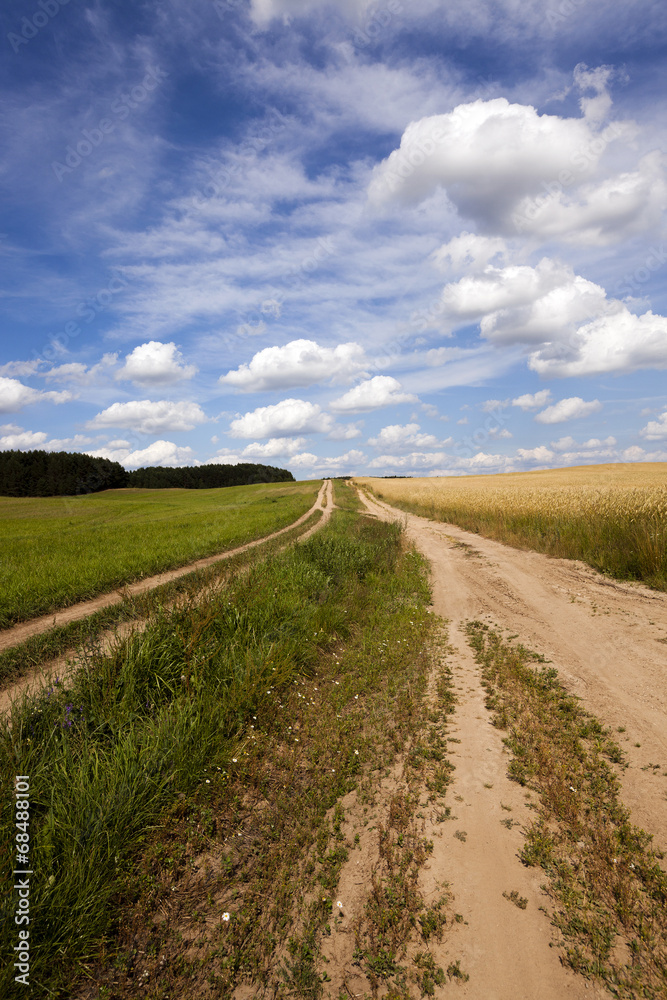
[356, 463, 667, 590]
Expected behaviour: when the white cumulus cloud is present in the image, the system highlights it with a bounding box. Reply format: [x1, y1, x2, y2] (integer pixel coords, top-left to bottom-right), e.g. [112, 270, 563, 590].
[0, 427, 95, 450]
[87, 440, 195, 468]
[330, 376, 417, 413]
[534, 397, 602, 424]
[512, 389, 553, 410]
[529, 306, 667, 377]
[433, 232, 507, 273]
[116, 342, 197, 384]
[368, 422, 444, 450]
[0, 427, 48, 449]
[516, 445, 556, 462]
[640, 409, 667, 440]
[89, 400, 208, 434]
[44, 355, 119, 385]
[237, 437, 308, 458]
[440, 258, 608, 343]
[229, 398, 332, 438]
[0, 377, 73, 413]
[220, 339, 367, 392]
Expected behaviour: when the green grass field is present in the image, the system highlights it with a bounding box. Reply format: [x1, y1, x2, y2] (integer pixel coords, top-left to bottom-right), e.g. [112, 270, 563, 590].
[0, 482, 320, 628]
[0, 497, 440, 998]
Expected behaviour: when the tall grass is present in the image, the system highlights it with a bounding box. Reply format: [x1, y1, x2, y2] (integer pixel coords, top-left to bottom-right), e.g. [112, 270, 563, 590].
[0, 509, 427, 998]
[0, 481, 320, 627]
[358, 464, 667, 590]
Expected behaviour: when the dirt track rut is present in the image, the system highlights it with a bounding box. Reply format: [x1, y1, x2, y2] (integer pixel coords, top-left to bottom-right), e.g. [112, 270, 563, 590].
[357, 485, 667, 999]
[0, 480, 334, 714]
[0, 481, 331, 656]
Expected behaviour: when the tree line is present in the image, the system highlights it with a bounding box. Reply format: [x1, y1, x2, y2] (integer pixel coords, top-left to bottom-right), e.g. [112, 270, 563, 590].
[0, 450, 295, 497]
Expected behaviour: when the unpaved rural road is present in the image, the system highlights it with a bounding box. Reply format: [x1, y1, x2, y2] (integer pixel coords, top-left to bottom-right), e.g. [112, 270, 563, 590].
[357, 485, 667, 1000]
[0, 480, 332, 656]
[0, 480, 334, 713]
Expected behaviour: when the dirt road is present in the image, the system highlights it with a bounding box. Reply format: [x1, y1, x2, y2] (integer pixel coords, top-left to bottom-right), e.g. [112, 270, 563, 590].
[0, 480, 334, 714]
[357, 485, 667, 1000]
[0, 480, 332, 656]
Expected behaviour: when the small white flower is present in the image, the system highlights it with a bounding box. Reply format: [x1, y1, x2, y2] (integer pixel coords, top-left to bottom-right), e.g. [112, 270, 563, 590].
[222, 912, 230, 922]
[206, 779, 210, 784]
[232, 758, 238, 763]
[354, 750, 359, 755]
[569, 786, 576, 792]
[336, 901, 343, 910]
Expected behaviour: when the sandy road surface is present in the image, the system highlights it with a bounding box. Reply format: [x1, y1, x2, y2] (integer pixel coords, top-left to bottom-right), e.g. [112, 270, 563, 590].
[0, 480, 334, 714]
[357, 485, 667, 1000]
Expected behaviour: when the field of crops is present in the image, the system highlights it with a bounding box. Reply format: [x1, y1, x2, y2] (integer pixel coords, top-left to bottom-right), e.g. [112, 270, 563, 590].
[0, 481, 320, 628]
[357, 463, 667, 590]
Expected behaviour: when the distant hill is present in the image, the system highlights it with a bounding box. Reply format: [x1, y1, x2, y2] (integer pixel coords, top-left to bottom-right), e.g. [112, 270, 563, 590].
[0, 450, 294, 497]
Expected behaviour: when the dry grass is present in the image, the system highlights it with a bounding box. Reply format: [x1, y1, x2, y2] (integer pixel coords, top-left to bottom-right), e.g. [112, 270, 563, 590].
[357, 463, 667, 590]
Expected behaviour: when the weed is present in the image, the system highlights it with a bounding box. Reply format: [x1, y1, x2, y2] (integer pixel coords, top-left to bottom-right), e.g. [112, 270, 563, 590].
[503, 890, 528, 909]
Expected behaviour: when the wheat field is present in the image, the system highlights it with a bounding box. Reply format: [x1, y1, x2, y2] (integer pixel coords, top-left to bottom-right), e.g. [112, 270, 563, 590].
[356, 463, 667, 590]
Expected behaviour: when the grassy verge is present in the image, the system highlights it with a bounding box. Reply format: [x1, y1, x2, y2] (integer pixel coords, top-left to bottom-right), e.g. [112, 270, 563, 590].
[0, 481, 320, 627]
[0, 509, 323, 689]
[0, 502, 441, 999]
[466, 622, 667, 997]
[351, 660, 461, 999]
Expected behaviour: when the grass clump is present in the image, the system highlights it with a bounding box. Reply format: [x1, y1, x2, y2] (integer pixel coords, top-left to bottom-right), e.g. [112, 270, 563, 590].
[0, 506, 438, 999]
[466, 621, 667, 997]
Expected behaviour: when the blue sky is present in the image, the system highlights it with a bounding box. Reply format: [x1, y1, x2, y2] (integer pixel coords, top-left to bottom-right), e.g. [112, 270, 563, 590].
[1, 0, 666, 478]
